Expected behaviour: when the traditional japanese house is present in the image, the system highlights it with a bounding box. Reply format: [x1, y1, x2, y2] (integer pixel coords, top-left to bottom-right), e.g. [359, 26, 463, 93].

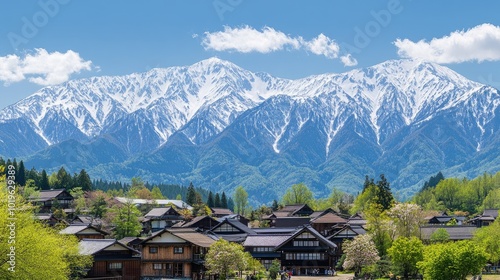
[29, 189, 74, 213]
[140, 228, 216, 280]
[310, 209, 348, 236]
[142, 207, 183, 233]
[172, 215, 219, 232]
[60, 224, 109, 240]
[209, 218, 255, 243]
[274, 225, 337, 275]
[79, 239, 141, 280]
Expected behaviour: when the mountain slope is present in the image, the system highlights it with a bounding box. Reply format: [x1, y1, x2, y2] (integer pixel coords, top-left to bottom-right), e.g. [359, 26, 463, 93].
[2, 58, 500, 202]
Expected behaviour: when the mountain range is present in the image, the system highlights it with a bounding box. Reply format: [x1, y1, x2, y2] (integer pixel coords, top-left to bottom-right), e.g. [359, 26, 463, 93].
[1, 58, 500, 203]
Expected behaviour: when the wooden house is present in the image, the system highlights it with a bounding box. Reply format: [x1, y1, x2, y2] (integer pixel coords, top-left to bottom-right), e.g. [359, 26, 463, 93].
[310, 209, 348, 236]
[210, 207, 233, 218]
[243, 234, 290, 269]
[140, 228, 216, 279]
[172, 215, 219, 232]
[274, 225, 337, 275]
[210, 218, 255, 243]
[142, 207, 183, 233]
[79, 239, 141, 280]
[29, 189, 74, 213]
[60, 224, 109, 240]
[263, 204, 314, 227]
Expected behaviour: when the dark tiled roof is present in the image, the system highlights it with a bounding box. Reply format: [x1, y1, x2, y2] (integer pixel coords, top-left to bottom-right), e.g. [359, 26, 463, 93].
[483, 209, 499, 218]
[275, 217, 311, 228]
[275, 225, 337, 250]
[243, 235, 291, 247]
[60, 224, 109, 235]
[142, 228, 217, 247]
[176, 215, 218, 228]
[253, 228, 298, 234]
[420, 226, 477, 240]
[328, 224, 366, 239]
[29, 189, 71, 201]
[212, 219, 256, 234]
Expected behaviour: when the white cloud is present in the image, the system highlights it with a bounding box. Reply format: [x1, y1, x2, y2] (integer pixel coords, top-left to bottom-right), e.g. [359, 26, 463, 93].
[304, 34, 339, 59]
[202, 26, 356, 66]
[202, 25, 301, 53]
[340, 54, 358, 67]
[0, 48, 93, 86]
[395, 23, 500, 63]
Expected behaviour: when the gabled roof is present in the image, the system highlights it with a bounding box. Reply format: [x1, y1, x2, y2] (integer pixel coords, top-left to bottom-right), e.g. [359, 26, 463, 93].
[275, 225, 337, 250]
[211, 208, 233, 216]
[144, 207, 180, 218]
[328, 224, 366, 239]
[278, 204, 314, 216]
[483, 209, 499, 218]
[60, 224, 109, 236]
[243, 234, 291, 247]
[173, 215, 218, 228]
[211, 218, 255, 234]
[141, 228, 217, 248]
[79, 239, 139, 255]
[311, 212, 347, 224]
[420, 226, 477, 240]
[119, 237, 144, 246]
[29, 189, 72, 202]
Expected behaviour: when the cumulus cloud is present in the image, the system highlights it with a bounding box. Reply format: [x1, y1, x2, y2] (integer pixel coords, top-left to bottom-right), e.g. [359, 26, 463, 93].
[340, 54, 358, 67]
[394, 23, 500, 63]
[0, 48, 93, 86]
[202, 26, 355, 66]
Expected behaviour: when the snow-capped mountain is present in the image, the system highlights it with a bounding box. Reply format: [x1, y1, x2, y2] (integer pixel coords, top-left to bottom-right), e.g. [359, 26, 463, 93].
[1, 58, 499, 201]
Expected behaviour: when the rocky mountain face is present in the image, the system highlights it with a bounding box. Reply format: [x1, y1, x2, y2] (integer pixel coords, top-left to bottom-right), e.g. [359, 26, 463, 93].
[1, 58, 499, 202]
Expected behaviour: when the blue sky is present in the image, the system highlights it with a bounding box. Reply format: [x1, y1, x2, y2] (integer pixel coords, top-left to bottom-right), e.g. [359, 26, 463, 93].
[1, 0, 500, 109]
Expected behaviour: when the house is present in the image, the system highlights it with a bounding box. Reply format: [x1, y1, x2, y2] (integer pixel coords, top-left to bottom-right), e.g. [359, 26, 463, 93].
[79, 239, 141, 280]
[114, 197, 192, 210]
[60, 224, 109, 240]
[209, 218, 255, 243]
[263, 204, 315, 227]
[469, 209, 499, 227]
[142, 207, 183, 233]
[243, 234, 290, 269]
[172, 215, 219, 232]
[419, 225, 477, 241]
[347, 213, 367, 227]
[328, 224, 366, 263]
[119, 237, 144, 251]
[427, 212, 466, 225]
[72, 215, 104, 227]
[140, 228, 216, 279]
[29, 189, 74, 213]
[310, 209, 348, 236]
[210, 207, 233, 218]
[217, 214, 250, 226]
[34, 213, 65, 227]
[274, 225, 337, 275]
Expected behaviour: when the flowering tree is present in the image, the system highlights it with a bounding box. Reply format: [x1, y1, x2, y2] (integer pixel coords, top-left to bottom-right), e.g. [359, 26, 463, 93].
[205, 239, 246, 279]
[387, 203, 423, 238]
[343, 234, 380, 276]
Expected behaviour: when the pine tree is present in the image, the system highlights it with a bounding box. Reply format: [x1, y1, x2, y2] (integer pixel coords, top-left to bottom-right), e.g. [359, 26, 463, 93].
[207, 191, 215, 207]
[17, 160, 26, 186]
[376, 174, 394, 210]
[186, 182, 197, 205]
[40, 169, 50, 190]
[214, 193, 221, 207]
[272, 199, 279, 211]
[228, 197, 235, 212]
[221, 192, 228, 208]
[77, 169, 92, 191]
[363, 175, 375, 192]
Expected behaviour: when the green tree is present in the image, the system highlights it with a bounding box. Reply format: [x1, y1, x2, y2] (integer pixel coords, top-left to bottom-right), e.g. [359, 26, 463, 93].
[55, 167, 74, 190]
[205, 239, 247, 280]
[76, 169, 92, 191]
[151, 186, 165, 199]
[418, 240, 487, 280]
[186, 182, 197, 206]
[234, 186, 248, 215]
[40, 169, 50, 190]
[281, 183, 314, 205]
[214, 193, 221, 208]
[343, 234, 380, 277]
[376, 174, 394, 210]
[474, 216, 500, 263]
[429, 228, 450, 243]
[90, 193, 108, 218]
[365, 204, 393, 256]
[111, 200, 142, 239]
[221, 192, 228, 208]
[482, 188, 500, 210]
[351, 184, 379, 214]
[0, 186, 92, 279]
[387, 237, 424, 279]
[17, 160, 26, 186]
[268, 259, 281, 280]
[207, 191, 215, 208]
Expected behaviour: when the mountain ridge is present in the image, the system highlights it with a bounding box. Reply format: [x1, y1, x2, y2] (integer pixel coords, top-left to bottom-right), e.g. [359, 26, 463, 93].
[1, 58, 499, 202]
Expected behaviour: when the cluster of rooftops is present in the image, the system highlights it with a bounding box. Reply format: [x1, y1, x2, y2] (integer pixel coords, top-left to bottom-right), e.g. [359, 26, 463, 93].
[30, 189, 499, 280]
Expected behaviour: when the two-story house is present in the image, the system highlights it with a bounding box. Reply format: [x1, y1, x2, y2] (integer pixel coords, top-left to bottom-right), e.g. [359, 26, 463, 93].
[29, 189, 74, 213]
[142, 207, 184, 233]
[140, 228, 216, 279]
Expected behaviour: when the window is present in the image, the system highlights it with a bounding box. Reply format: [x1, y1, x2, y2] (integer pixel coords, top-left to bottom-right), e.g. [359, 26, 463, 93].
[285, 253, 325, 260]
[174, 247, 184, 254]
[173, 263, 183, 277]
[108, 262, 122, 270]
[253, 247, 272, 252]
[262, 259, 273, 269]
[149, 246, 158, 253]
[153, 263, 163, 270]
[213, 223, 238, 232]
[293, 240, 319, 247]
[298, 232, 314, 239]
